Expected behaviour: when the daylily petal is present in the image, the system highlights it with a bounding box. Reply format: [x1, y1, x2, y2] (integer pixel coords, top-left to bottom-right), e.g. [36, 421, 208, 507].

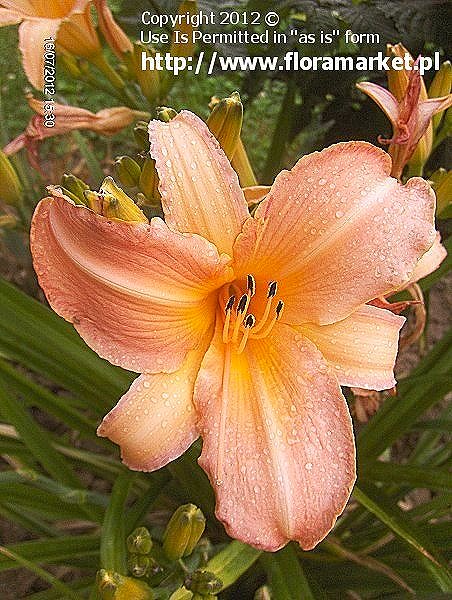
[18, 19, 60, 89]
[234, 142, 436, 325]
[297, 304, 405, 391]
[400, 231, 447, 288]
[97, 346, 206, 471]
[31, 195, 233, 373]
[194, 317, 355, 551]
[94, 0, 132, 58]
[0, 8, 22, 24]
[416, 95, 452, 139]
[356, 82, 399, 125]
[242, 185, 271, 206]
[149, 110, 249, 255]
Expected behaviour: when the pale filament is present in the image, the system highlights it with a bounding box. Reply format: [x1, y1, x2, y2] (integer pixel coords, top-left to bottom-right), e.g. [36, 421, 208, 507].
[222, 276, 284, 353]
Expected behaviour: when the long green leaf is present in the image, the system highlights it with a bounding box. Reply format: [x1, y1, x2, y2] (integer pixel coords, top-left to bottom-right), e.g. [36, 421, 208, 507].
[207, 541, 261, 590]
[0, 358, 101, 440]
[358, 330, 452, 461]
[0, 535, 100, 571]
[361, 462, 451, 492]
[261, 544, 316, 599]
[0, 546, 80, 599]
[0, 382, 81, 489]
[354, 483, 452, 592]
[0, 277, 132, 408]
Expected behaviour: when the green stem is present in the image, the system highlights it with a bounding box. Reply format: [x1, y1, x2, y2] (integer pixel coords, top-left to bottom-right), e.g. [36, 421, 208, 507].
[72, 131, 104, 185]
[89, 53, 141, 109]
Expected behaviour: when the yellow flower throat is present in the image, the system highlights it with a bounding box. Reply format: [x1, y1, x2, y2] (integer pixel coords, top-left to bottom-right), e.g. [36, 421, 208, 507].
[221, 274, 284, 354]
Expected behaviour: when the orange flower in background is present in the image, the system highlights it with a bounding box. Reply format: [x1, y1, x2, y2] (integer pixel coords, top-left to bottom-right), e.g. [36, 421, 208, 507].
[3, 95, 147, 171]
[30, 111, 436, 551]
[0, 0, 101, 89]
[94, 0, 132, 59]
[357, 44, 452, 179]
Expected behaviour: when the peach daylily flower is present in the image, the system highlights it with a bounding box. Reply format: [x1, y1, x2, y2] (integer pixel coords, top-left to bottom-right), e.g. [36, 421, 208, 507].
[0, 0, 101, 89]
[3, 96, 147, 171]
[30, 112, 436, 551]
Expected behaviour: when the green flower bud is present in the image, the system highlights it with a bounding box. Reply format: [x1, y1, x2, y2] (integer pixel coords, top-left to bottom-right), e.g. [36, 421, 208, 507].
[61, 173, 89, 205]
[430, 168, 452, 218]
[127, 526, 153, 555]
[0, 151, 22, 206]
[428, 61, 452, 131]
[185, 570, 222, 595]
[134, 43, 160, 104]
[0, 215, 19, 229]
[139, 158, 161, 206]
[170, 1, 197, 59]
[207, 91, 243, 159]
[115, 156, 142, 188]
[163, 504, 206, 561]
[96, 569, 153, 600]
[254, 585, 272, 599]
[169, 587, 194, 600]
[134, 121, 150, 150]
[84, 177, 148, 222]
[156, 106, 178, 122]
[127, 554, 151, 578]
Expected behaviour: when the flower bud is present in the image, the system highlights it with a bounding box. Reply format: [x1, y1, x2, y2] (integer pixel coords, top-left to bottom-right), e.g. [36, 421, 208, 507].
[115, 156, 142, 188]
[134, 121, 151, 150]
[139, 158, 161, 206]
[95, 0, 133, 60]
[169, 587, 194, 600]
[254, 586, 272, 600]
[61, 173, 89, 205]
[163, 504, 206, 561]
[0, 151, 22, 206]
[185, 569, 222, 595]
[207, 91, 243, 160]
[127, 526, 153, 555]
[429, 61, 452, 131]
[84, 177, 148, 222]
[96, 569, 153, 600]
[157, 107, 178, 122]
[0, 215, 19, 229]
[386, 43, 412, 101]
[134, 43, 160, 104]
[170, 1, 197, 59]
[127, 554, 152, 578]
[430, 168, 452, 217]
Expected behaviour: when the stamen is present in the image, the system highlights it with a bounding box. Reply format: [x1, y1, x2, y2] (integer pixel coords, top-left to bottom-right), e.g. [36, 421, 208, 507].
[247, 274, 256, 297]
[237, 314, 255, 354]
[251, 300, 284, 339]
[225, 295, 235, 312]
[252, 281, 278, 334]
[267, 281, 278, 298]
[222, 295, 235, 343]
[232, 293, 250, 342]
[244, 314, 256, 328]
[236, 294, 248, 314]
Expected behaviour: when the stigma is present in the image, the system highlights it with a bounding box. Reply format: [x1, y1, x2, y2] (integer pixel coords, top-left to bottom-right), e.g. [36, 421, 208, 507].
[222, 276, 284, 354]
